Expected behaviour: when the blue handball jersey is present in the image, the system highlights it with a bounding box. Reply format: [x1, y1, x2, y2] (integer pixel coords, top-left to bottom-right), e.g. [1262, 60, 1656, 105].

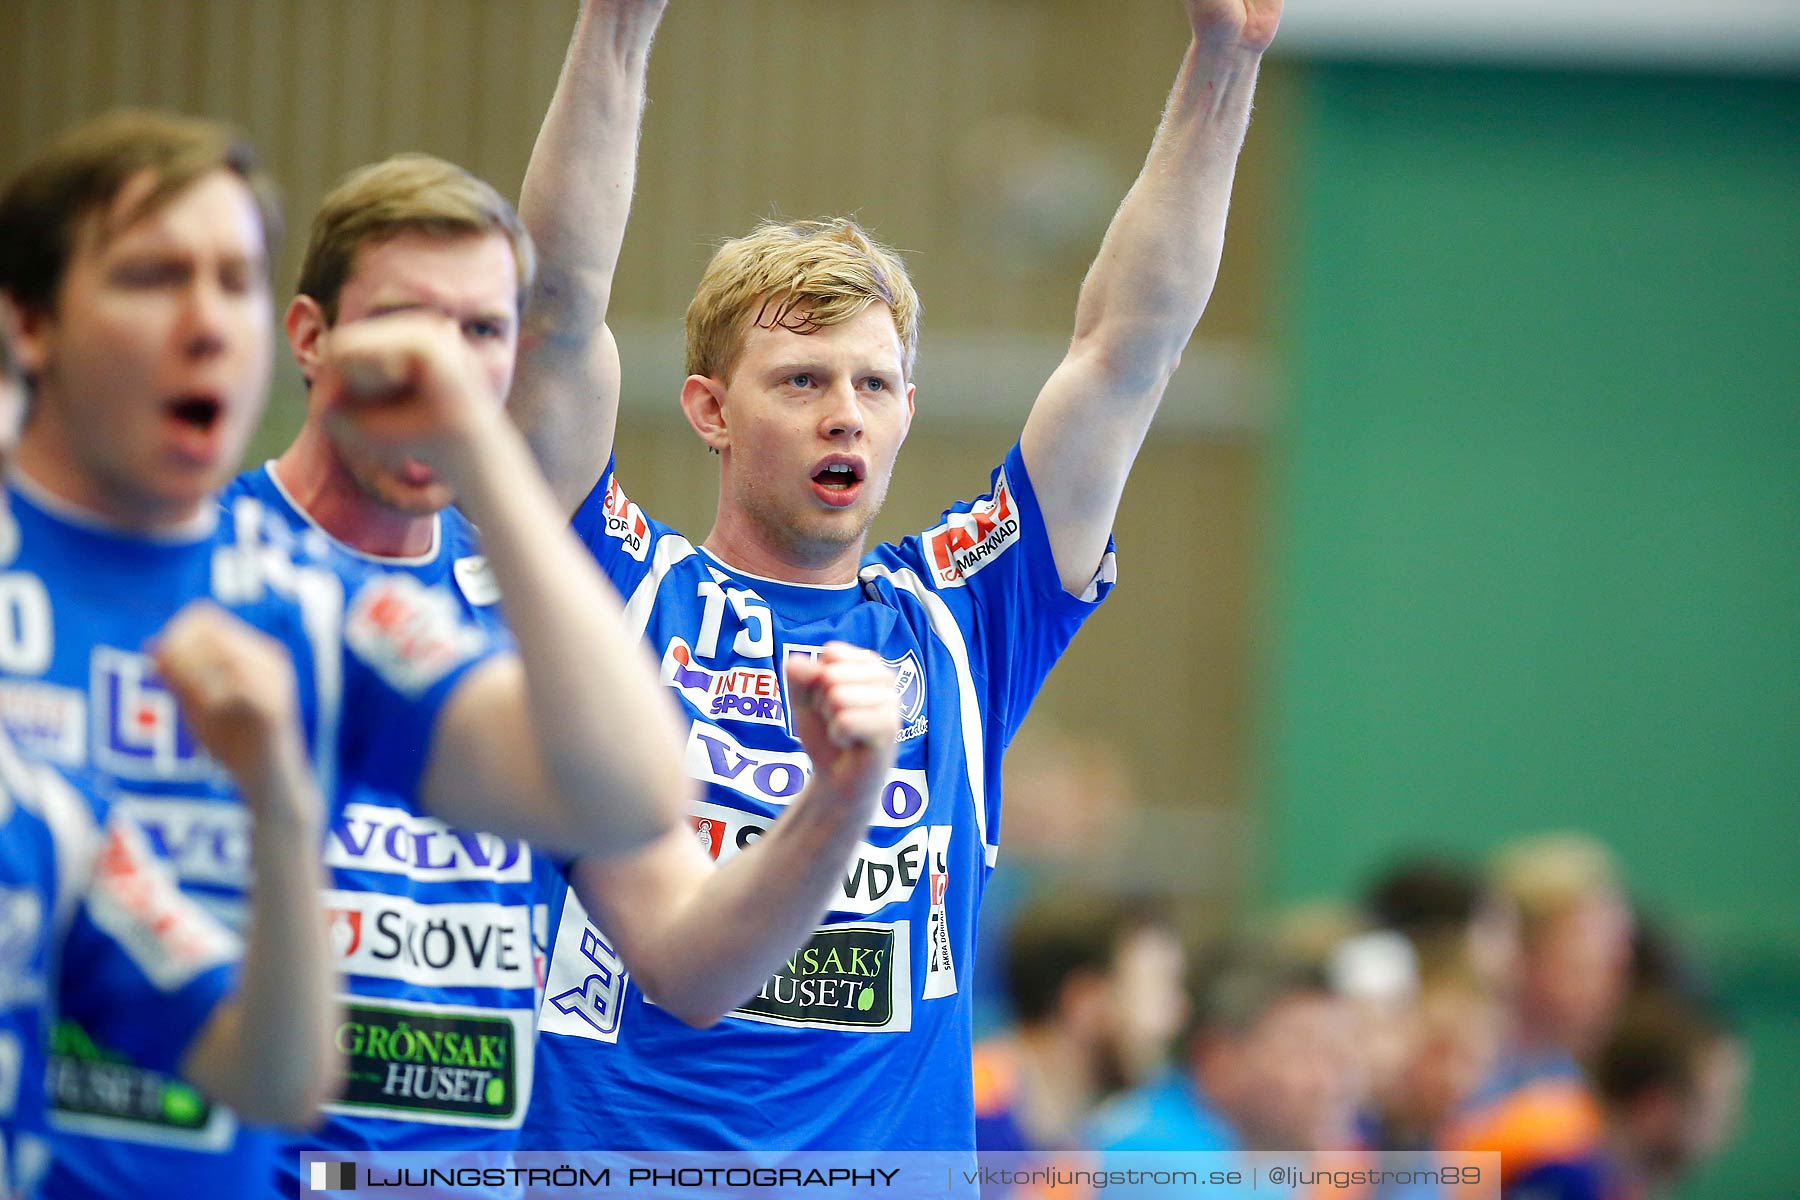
[523, 441, 1114, 1153]
[0, 476, 500, 1200]
[0, 727, 237, 1200]
[225, 465, 547, 1197]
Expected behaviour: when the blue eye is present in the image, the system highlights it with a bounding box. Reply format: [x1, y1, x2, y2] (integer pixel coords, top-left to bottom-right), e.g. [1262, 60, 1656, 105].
[790, 373, 814, 388]
[864, 377, 886, 392]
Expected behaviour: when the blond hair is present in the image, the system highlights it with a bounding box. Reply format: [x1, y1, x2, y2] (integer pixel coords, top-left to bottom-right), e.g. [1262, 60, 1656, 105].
[685, 218, 920, 381]
[1490, 833, 1621, 941]
[296, 153, 534, 322]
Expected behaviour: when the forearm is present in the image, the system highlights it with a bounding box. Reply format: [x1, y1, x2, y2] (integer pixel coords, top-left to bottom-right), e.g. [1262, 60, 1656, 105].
[449, 415, 688, 854]
[513, 0, 663, 501]
[185, 747, 339, 1122]
[1071, 40, 1263, 385]
[582, 783, 873, 1027]
[519, 0, 662, 327]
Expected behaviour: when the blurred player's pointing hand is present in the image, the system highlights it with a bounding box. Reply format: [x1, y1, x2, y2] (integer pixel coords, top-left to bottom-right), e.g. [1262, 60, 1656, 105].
[786, 643, 901, 812]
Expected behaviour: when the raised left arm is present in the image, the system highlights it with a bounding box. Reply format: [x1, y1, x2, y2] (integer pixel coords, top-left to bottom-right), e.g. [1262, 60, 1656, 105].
[1019, 0, 1280, 594]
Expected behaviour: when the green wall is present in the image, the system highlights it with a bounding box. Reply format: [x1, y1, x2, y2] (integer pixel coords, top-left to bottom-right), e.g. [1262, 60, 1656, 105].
[1266, 62, 1799, 1195]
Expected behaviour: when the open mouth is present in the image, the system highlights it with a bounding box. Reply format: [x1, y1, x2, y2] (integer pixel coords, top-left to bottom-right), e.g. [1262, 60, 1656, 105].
[810, 459, 865, 509]
[165, 395, 223, 433]
[813, 462, 862, 491]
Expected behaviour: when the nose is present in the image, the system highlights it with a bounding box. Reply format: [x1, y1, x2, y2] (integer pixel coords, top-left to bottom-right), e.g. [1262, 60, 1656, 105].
[819, 380, 865, 440]
[177, 276, 232, 359]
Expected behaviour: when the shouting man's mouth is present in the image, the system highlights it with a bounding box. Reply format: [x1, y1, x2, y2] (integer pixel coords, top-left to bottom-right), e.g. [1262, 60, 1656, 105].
[810, 457, 865, 508]
[162, 394, 225, 463]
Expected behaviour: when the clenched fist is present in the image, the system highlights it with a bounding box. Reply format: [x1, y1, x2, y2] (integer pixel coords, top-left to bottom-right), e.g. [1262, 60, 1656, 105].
[785, 643, 901, 813]
[1185, 0, 1282, 52]
[152, 602, 316, 822]
[314, 311, 504, 488]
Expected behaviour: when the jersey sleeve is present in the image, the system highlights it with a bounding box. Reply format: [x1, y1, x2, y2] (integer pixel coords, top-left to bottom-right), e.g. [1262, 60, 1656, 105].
[877, 443, 1115, 862]
[569, 455, 666, 599]
[58, 807, 239, 1074]
[899, 440, 1115, 738]
[336, 565, 515, 802]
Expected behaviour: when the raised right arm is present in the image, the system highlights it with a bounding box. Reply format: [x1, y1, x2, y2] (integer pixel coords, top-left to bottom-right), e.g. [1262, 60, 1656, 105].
[510, 0, 667, 513]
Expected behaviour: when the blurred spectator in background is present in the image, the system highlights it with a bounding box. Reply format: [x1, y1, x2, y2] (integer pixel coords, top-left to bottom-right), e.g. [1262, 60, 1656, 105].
[1364, 857, 1522, 994]
[1509, 995, 1746, 1200]
[973, 726, 1142, 1035]
[1448, 834, 1635, 1189]
[1088, 942, 1359, 1154]
[974, 898, 1187, 1156]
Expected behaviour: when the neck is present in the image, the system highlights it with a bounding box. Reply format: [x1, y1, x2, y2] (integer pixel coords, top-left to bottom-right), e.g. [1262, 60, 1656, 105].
[702, 501, 864, 586]
[274, 421, 436, 559]
[13, 420, 209, 533]
[1012, 1026, 1103, 1148]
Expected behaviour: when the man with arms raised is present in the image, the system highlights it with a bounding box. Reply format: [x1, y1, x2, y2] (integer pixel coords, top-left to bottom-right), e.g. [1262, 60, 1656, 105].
[226, 85, 905, 1193]
[513, 0, 1282, 1155]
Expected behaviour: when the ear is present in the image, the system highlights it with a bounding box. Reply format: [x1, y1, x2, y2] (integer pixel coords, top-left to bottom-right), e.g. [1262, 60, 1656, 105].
[680, 374, 730, 454]
[899, 381, 917, 441]
[2, 294, 51, 380]
[285, 295, 330, 399]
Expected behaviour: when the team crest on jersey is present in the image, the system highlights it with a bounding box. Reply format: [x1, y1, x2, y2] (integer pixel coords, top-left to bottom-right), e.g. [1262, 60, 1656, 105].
[884, 651, 928, 743]
[661, 637, 787, 727]
[91, 649, 214, 782]
[601, 476, 650, 562]
[923, 471, 1021, 588]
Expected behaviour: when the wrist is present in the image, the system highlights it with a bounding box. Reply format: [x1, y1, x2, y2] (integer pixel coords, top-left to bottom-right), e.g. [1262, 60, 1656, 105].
[1190, 36, 1266, 67]
[239, 734, 322, 832]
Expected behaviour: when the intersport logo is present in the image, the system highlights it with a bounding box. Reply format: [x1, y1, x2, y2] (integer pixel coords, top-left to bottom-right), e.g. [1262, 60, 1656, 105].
[324, 803, 530, 884]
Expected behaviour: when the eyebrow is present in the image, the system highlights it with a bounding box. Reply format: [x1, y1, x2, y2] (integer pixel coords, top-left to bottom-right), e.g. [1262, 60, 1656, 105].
[364, 300, 513, 326]
[766, 361, 898, 379]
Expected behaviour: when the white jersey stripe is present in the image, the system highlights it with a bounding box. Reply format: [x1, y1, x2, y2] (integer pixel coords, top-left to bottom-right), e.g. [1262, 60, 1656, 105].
[622, 533, 697, 640]
[858, 563, 999, 868]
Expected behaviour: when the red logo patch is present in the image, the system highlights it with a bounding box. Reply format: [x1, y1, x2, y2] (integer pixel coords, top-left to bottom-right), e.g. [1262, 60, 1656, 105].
[923, 475, 1020, 587]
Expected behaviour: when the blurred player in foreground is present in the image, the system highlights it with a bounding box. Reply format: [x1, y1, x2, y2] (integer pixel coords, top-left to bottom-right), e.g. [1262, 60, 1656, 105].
[0, 295, 340, 1200]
